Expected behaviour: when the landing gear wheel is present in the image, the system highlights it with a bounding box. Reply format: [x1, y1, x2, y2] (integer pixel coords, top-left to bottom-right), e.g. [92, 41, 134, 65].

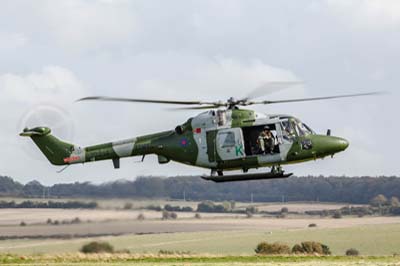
[211, 169, 224, 176]
[271, 165, 283, 174]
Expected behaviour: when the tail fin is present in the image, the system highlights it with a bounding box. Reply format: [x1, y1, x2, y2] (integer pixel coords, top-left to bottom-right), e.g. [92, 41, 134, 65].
[20, 127, 75, 165]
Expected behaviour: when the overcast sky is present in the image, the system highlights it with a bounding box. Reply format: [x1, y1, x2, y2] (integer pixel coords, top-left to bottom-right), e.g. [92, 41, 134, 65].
[0, 0, 398, 185]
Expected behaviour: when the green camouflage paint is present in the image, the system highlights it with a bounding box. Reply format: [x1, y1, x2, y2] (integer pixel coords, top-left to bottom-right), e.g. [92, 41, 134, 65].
[21, 109, 349, 174]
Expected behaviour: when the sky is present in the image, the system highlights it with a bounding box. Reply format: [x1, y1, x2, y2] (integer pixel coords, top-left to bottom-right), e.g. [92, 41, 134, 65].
[0, 0, 398, 185]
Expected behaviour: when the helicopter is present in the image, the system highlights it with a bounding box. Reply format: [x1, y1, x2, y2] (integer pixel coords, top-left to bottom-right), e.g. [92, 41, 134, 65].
[20, 83, 380, 182]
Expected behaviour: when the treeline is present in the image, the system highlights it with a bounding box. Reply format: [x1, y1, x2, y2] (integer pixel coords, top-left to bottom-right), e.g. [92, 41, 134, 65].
[1, 175, 400, 204]
[0, 200, 97, 209]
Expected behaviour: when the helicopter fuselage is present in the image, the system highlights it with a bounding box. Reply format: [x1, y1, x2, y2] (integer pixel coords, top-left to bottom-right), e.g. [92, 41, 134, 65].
[21, 108, 349, 176]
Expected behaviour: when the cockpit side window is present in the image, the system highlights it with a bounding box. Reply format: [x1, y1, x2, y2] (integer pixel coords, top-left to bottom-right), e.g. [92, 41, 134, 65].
[280, 119, 296, 142]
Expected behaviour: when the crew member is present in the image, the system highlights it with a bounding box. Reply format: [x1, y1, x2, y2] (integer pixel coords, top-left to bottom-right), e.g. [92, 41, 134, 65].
[258, 126, 275, 154]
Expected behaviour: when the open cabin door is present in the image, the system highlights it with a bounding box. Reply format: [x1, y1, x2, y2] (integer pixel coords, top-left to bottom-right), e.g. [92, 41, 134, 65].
[215, 128, 245, 161]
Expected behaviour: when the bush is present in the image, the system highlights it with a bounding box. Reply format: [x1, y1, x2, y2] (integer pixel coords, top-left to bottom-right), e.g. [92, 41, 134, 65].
[181, 206, 194, 212]
[322, 244, 331, 255]
[164, 205, 193, 212]
[147, 205, 162, 211]
[291, 241, 331, 255]
[46, 218, 52, 224]
[170, 212, 178, 219]
[81, 241, 114, 254]
[137, 213, 145, 221]
[245, 206, 258, 214]
[162, 211, 178, 220]
[222, 201, 234, 212]
[333, 211, 342, 219]
[308, 223, 317, 227]
[197, 201, 229, 213]
[164, 204, 178, 212]
[71, 217, 81, 224]
[346, 248, 360, 256]
[20, 221, 26, 226]
[302, 241, 323, 254]
[123, 202, 133, 210]
[291, 244, 303, 254]
[255, 242, 290, 255]
[197, 201, 216, 212]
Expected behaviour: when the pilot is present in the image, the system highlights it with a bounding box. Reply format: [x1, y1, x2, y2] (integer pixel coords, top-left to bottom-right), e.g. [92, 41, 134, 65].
[258, 126, 275, 154]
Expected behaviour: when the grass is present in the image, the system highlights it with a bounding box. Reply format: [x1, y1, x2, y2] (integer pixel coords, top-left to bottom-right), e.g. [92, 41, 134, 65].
[0, 253, 399, 266]
[1, 224, 400, 256]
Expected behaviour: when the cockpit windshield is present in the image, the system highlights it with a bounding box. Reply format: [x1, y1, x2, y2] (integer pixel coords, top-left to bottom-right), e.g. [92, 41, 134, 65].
[293, 118, 314, 136]
[280, 117, 314, 139]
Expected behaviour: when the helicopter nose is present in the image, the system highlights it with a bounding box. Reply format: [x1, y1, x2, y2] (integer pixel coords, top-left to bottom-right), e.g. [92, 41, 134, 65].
[338, 138, 349, 151]
[316, 136, 349, 156]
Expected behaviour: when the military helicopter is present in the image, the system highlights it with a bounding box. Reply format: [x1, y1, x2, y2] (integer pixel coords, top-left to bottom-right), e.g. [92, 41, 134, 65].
[20, 83, 380, 182]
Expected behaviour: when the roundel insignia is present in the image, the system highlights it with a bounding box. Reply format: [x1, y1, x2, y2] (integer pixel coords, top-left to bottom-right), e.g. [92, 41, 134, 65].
[180, 138, 188, 147]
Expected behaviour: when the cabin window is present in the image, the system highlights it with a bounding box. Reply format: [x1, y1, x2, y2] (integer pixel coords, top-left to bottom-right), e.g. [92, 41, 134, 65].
[220, 132, 235, 148]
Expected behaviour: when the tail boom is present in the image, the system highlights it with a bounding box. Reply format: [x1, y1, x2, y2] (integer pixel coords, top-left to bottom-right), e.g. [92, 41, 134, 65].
[20, 127, 170, 167]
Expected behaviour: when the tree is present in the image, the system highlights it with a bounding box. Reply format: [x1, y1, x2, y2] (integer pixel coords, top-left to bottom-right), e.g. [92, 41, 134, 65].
[390, 197, 400, 207]
[370, 194, 388, 207]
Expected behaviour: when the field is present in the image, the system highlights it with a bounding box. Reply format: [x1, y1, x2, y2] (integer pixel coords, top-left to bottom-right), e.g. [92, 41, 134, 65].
[1, 254, 400, 266]
[1, 223, 400, 256]
[1, 201, 400, 265]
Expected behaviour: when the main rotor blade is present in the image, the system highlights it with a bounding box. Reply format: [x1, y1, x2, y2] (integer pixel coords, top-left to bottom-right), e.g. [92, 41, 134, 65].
[171, 105, 225, 110]
[250, 91, 384, 105]
[76, 96, 215, 106]
[244, 81, 303, 100]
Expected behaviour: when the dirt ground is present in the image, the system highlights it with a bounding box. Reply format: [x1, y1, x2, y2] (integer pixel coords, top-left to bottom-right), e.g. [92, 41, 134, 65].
[0, 202, 360, 226]
[1, 208, 399, 238]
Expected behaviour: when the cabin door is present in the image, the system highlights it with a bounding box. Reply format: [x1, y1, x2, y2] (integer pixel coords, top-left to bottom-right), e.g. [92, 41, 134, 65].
[215, 128, 245, 161]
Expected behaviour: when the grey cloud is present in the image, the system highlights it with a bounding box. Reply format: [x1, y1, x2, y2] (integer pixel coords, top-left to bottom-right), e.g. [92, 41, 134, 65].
[0, 0, 398, 184]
